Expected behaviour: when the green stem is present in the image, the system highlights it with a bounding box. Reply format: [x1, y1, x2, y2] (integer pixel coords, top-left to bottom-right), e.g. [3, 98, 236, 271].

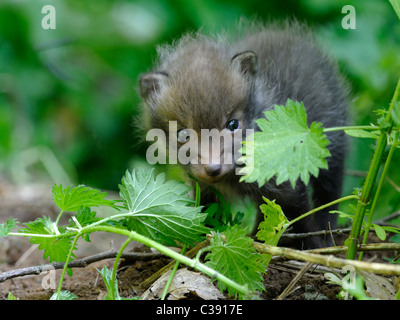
[55, 233, 80, 299]
[358, 131, 399, 261]
[346, 77, 400, 260]
[286, 195, 359, 228]
[110, 237, 133, 300]
[78, 225, 249, 297]
[323, 125, 380, 133]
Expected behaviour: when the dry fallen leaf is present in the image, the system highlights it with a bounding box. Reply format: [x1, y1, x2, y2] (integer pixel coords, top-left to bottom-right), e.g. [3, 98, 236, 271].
[141, 268, 225, 300]
[359, 271, 396, 300]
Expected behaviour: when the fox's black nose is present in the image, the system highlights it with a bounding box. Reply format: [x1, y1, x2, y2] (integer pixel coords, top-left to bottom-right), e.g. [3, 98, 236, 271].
[205, 164, 222, 177]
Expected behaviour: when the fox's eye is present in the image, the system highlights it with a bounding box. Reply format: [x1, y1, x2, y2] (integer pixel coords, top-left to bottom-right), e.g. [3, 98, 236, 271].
[226, 119, 240, 132]
[177, 128, 190, 143]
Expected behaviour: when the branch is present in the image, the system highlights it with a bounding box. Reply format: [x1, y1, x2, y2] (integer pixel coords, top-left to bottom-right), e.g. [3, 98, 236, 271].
[254, 242, 400, 276]
[0, 249, 163, 283]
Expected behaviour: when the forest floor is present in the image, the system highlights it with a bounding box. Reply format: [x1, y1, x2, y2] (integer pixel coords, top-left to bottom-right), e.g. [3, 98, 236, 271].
[0, 181, 398, 300]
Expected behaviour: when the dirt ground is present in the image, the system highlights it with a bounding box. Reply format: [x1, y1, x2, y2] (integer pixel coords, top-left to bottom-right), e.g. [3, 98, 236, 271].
[0, 182, 398, 300]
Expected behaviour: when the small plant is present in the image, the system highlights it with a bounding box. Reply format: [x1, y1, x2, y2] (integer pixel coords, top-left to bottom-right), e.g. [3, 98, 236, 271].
[1, 0, 400, 301]
[0, 169, 264, 299]
[2, 90, 400, 299]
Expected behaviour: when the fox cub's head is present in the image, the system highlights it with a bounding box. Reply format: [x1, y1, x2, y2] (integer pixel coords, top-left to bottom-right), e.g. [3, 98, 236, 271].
[139, 38, 257, 185]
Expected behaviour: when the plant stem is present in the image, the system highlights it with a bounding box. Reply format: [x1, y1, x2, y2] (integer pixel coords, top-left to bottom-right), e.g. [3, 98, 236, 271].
[323, 125, 380, 133]
[286, 195, 358, 228]
[110, 237, 133, 300]
[358, 130, 399, 260]
[346, 77, 400, 260]
[78, 225, 249, 297]
[55, 233, 80, 299]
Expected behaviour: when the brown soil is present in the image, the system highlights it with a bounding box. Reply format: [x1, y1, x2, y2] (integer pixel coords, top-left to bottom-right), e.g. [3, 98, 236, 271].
[0, 182, 398, 300]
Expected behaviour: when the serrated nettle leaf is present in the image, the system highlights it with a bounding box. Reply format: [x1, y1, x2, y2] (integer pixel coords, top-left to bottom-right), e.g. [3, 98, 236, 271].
[52, 184, 115, 212]
[389, 0, 400, 21]
[19, 216, 76, 262]
[239, 99, 331, 188]
[0, 218, 18, 237]
[205, 225, 265, 298]
[256, 198, 288, 246]
[119, 169, 208, 246]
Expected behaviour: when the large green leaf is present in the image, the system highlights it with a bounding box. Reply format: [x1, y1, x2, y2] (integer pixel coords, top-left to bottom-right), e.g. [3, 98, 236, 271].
[205, 225, 265, 298]
[52, 184, 116, 212]
[240, 99, 331, 188]
[119, 169, 208, 246]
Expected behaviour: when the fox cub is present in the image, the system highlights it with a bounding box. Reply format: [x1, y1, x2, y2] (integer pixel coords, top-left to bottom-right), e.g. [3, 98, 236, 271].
[138, 22, 348, 248]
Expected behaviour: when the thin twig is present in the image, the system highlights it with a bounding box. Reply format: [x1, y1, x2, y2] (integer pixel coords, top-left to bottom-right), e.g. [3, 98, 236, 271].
[0, 249, 163, 283]
[280, 227, 352, 240]
[254, 242, 400, 276]
[276, 262, 314, 300]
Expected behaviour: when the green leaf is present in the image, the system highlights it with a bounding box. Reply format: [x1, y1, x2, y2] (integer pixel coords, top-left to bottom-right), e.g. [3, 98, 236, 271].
[372, 224, 386, 241]
[52, 184, 115, 212]
[7, 292, 19, 300]
[119, 169, 209, 246]
[50, 290, 78, 300]
[97, 266, 120, 300]
[69, 207, 102, 242]
[256, 198, 288, 245]
[239, 99, 331, 188]
[19, 216, 76, 262]
[71, 207, 102, 227]
[0, 218, 17, 237]
[205, 225, 265, 298]
[344, 129, 380, 139]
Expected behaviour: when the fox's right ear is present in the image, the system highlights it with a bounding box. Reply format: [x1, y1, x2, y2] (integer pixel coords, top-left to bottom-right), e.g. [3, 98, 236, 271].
[139, 71, 169, 101]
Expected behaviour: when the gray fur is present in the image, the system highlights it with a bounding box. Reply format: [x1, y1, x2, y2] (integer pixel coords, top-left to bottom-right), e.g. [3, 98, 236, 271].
[139, 21, 349, 248]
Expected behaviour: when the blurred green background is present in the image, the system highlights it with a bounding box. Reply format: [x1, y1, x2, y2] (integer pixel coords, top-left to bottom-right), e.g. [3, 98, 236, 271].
[0, 0, 399, 221]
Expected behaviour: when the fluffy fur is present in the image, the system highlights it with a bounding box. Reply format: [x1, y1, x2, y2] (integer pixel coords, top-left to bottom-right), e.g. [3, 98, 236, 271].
[138, 21, 349, 248]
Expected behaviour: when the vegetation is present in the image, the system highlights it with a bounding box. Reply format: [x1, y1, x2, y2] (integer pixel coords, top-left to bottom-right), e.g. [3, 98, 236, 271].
[1, 0, 400, 301]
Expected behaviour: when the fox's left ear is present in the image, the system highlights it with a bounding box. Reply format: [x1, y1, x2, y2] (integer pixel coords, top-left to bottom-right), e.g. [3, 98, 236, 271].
[231, 51, 257, 78]
[139, 71, 169, 102]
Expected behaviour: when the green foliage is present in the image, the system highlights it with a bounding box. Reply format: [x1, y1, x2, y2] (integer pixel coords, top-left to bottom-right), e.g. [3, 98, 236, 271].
[205, 225, 266, 298]
[52, 184, 116, 212]
[50, 290, 78, 300]
[0, 218, 17, 237]
[240, 99, 331, 188]
[7, 292, 18, 300]
[256, 198, 288, 245]
[390, 0, 400, 21]
[392, 101, 400, 125]
[333, 205, 400, 244]
[19, 216, 76, 263]
[2, 1, 400, 299]
[203, 188, 244, 231]
[119, 169, 209, 246]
